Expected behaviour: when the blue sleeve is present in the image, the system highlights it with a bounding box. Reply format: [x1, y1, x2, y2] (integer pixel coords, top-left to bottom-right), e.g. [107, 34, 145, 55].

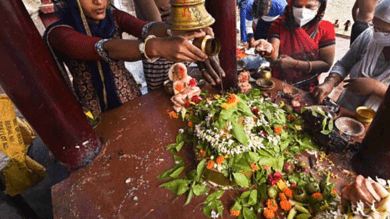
[268, 0, 287, 17]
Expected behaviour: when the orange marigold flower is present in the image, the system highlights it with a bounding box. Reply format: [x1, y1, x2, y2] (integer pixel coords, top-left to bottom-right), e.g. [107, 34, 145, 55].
[206, 160, 215, 170]
[200, 149, 206, 158]
[189, 110, 194, 114]
[174, 84, 183, 92]
[279, 193, 287, 201]
[168, 111, 179, 119]
[230, 208, 241, 216]
[188, 121, 193, 127]
[250, 162, 259, 171]
[266, 199, 278, 212]
[263, 208, 275, 219]
[312, 192, 323, 199]
[280, 200, 292, 211]
[291, 183, 297, 188]
[274, 126, 282, 135]
[227, 94, 236, 104]
[216, 155, 224, 165]
[331, 190, 338, 195]
[282, 187, 293, 199]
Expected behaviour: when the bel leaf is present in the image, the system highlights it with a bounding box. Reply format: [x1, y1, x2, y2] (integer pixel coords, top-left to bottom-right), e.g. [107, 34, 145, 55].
[169, 166, 185, 179]
[196, 159, 207, 181]
[233, 172, 250, 188]
[193, 184, 209, 196]
[184, 189, 194, 205]
[205, 190, 224, 203]
[243, 207, 257, 219]
[232, 200, 242, 211]
[160, 179, 190, 195]
[232, 121, 249, 146]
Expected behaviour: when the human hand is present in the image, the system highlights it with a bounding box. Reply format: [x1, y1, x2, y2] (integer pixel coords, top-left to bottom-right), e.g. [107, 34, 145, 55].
[159, 6, 171, 22]
[151, 31, 208, 62]
[247, 37, 255, 48]
[274, 55, 297, 69]
[341, 175, 389, 206]
[197, 56, 226, 86]
[343, 78, 378, 96]
[250, 39, 273, 57]
[312, 81, 335, 104]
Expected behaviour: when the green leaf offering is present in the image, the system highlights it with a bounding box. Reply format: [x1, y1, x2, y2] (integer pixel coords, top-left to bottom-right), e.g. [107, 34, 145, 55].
[160, 179, 190, 195]
[233, 172, 250, 188]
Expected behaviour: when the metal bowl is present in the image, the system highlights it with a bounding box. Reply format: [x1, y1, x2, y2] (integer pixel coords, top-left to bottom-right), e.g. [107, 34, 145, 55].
[164, 80, 174, 95]
[335, 117, 365, 137]
[356, 106, 375, 124]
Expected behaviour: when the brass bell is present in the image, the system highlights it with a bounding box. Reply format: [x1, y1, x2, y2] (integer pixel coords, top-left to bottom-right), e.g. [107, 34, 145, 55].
[168, 0, 215, 31]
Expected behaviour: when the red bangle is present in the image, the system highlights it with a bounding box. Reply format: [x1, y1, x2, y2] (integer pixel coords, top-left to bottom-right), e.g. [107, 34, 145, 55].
[264, 44, 275, 59]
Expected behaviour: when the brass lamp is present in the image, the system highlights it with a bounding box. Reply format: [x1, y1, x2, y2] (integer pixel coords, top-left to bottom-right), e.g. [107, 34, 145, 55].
[168, 0, 215, 31]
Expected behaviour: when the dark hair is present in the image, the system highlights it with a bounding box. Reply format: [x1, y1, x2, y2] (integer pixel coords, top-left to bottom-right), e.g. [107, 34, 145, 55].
[251, 0, 272, 18]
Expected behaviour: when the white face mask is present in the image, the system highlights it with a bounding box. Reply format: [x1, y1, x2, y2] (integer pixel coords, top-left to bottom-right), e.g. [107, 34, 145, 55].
[373, 31, 390, 46]
[292, 6, 318, 27]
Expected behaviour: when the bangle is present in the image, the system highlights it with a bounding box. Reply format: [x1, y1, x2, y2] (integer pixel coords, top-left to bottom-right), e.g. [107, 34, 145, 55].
[307, 61, 312, 73]
[143, 35, 159, 63]
[94, 39, 112, 62]
[294, 60, 299, 69]
[141, 21, 157, 40]
[263, 44, 275, 59]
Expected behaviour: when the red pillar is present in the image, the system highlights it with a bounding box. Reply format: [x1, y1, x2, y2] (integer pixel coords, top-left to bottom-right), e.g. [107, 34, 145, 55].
[352, 87, 390, 179]
[0, 0, 101, 170]
[206, 0, 237, 88]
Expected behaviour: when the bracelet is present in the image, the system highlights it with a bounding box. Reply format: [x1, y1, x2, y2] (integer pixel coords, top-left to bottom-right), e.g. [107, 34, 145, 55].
[294, 60, 299, 69]
[263, 44, 275, 59]
[141, 21, 157, 40]
[143, 35, 159, 63]
[307, 61, 312, 73]
[94, 39, 112, 62]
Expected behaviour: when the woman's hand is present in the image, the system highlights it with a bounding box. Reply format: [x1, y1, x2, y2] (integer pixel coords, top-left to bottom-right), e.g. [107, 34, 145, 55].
[148, 31, 208, 62]
[274, 55, 298, 69]
[343, 78, 378, 96]
[250, 39, 273, 57]
[197, 56, 226, 86]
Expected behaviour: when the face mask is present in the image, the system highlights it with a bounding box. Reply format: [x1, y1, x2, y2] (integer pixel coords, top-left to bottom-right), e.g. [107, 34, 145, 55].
[373, 31, 390, 46]
[292, 6, 318, 27]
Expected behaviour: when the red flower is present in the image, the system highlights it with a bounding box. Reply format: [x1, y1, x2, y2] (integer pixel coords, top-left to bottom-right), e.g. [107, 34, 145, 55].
[191, 95, 201, 104]
[251, 108, 259, 117]
[260, 131, 268, 136]
[189, 78, 197, 87]
[268, 171, 282, 186]
[185, 101, 191, 108]
[284, 124, 287, 130]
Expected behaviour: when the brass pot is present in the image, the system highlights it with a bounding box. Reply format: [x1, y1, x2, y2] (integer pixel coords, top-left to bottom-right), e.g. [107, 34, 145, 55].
[192, 35, 221, 56]
[356, 106, 376, 125]
[168, 0, 215, 31]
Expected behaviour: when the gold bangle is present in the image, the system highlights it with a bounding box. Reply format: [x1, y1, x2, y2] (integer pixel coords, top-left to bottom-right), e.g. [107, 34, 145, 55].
[307, 61, 312, 73]
[144, 35, 159, 63]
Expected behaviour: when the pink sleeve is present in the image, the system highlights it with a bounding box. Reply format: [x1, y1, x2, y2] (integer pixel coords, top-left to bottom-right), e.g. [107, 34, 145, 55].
[113, 9, 147, 38]
[48, 26, 102, 61]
